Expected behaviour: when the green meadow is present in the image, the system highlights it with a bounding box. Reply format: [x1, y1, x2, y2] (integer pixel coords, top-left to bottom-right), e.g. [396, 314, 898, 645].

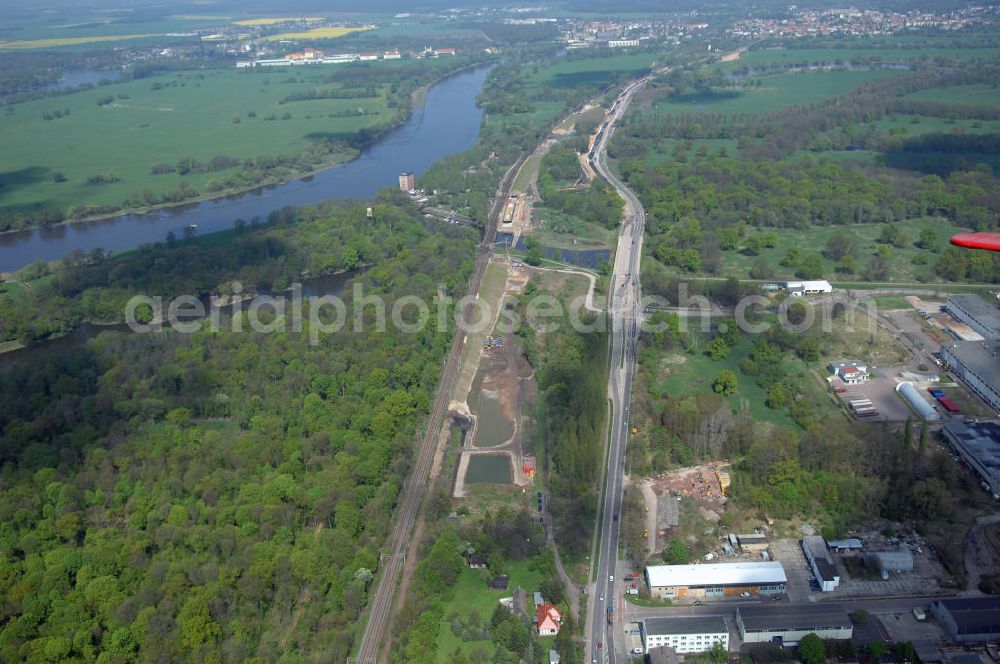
[715, 217, 962, 283]
[526, 52, 663, 90]
[0, 66, 393, 216]
[651, 69, 897, 116]
[905, 83, 1000, 106]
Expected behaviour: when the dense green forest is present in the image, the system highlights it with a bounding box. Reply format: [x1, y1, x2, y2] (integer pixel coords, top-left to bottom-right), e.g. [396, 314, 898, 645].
[536, 143, 624, 231]
[0, 201, 476, 661]
[0, 194, 476, 345]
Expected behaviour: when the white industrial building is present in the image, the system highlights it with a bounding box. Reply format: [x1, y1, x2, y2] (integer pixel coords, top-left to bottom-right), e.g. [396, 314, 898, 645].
[941, 341, 1000, 414]
[645, 562, 786, 599]
[801, 536, 840, 592]
[641, 616, 729, 654]
[737, 604, 854, 645]
[945, 294, 1000, 341]
[786, 280, 832, 296]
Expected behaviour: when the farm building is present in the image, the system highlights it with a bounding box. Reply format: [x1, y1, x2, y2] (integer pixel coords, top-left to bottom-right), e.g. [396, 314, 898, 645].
[944, 294, 1000, 341]
[931, 597, 1000, 643]
[737, 604, 853, 645]
[645, 562, 786, 599]
[641, 616, 729, 654]
[801, 536, 840, 592]
[941, 420, 1000, 495]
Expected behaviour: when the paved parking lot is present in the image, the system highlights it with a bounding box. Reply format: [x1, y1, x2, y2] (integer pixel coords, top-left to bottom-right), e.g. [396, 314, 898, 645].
[878, 611, 946, 663]
[770, 539, 816, 603]
[836, 370, 914, 422]
[835, 557, 944, 598]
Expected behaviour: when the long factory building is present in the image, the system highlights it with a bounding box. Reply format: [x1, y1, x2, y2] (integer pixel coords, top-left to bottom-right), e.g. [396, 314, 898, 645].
[737, 604, 854, 645]
[645, 562, 786, 600]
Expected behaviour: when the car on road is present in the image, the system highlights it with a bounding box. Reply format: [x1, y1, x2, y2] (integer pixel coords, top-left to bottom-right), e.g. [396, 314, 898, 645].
[693, 600, 703, 606]
[600, 593, 604, 602]
[609, 575, 614, 583]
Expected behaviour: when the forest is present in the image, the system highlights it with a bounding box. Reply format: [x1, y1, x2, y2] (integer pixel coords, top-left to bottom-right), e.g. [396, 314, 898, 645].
[612, 59, 1000, 283]
[0, 200, 477, 661]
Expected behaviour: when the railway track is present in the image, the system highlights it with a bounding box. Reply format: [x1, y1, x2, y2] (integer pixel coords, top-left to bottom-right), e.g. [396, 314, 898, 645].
[353, 154, 524, 663]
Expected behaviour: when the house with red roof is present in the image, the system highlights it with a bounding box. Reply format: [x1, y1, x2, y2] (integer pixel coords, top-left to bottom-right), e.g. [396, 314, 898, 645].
[536, 603, 561, 636]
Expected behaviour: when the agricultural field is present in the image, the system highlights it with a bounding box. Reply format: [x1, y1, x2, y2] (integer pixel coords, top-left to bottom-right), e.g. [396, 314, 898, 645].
[0, 66, 395, 217]
[0, 9, 230, 47]
[233, 17, 324, 26]
[263, 26, 372, 41]
[0, 34, 162, 50]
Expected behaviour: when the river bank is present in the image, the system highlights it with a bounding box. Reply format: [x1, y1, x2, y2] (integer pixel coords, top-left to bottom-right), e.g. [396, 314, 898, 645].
[0, 64, 494, 272]
[1, 61, 496, 240]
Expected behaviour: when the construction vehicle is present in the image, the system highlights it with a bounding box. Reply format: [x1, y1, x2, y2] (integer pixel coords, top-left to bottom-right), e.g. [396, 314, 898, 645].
[716, 470, 731, 496]
[630, 425, 637, 434]
[642, 528, 649, 539]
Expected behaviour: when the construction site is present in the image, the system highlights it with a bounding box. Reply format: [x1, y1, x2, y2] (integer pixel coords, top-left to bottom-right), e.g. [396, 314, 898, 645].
[449, 258, 537, 499]
[635, 463, 732, 555]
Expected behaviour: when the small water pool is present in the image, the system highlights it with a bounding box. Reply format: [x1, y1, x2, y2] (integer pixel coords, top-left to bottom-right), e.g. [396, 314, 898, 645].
[465, 454, 513, 484]
[474, 391, 514, 447]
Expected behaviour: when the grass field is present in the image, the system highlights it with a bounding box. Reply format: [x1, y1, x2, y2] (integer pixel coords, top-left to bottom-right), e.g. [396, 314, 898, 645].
[0, 67, 394, 216]
[714, 217, 963, 283]
[653, 333, 795, 427]
[434, 559, 552, 661]
[650, 69, 898, 116]
[526, 52, 664, 90]
[905, 84, 1000, 107]
[264, 26, 371, 41]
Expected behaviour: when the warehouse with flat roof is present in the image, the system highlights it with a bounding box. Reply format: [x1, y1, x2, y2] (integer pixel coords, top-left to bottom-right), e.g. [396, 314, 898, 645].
[942, 420, 1000, 493]
[940, 341, 1000, 414]
[737, 604, 853, 645]
[801, 536, 840, 592]
[641, 616, 729, 654]
[930, 597, 1000, 643]
[645, 562, 786, 599]
[945, 294, 1000, 341]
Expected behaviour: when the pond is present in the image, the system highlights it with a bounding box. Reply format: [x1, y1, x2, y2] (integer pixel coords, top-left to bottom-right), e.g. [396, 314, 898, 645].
[495, 232, 610, 269]
[474, 390, 515, 447]
[465, 454, 513, 485]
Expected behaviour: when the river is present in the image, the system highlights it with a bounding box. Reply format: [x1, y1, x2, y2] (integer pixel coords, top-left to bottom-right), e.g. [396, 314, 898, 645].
[0, 65, 491, 273]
